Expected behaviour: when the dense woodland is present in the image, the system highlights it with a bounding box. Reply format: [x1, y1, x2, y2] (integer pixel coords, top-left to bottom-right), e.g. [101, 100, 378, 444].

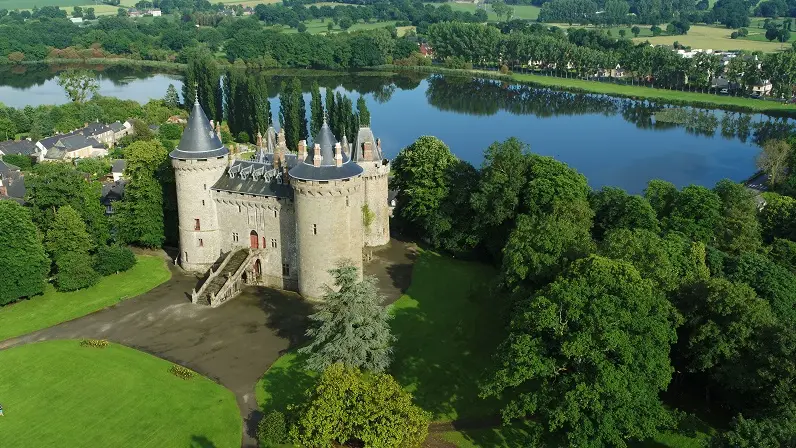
[390, 132, 796, 446]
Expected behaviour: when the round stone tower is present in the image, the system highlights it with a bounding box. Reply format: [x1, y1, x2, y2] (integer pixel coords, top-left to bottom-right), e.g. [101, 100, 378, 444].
[169, 99, 229, 273]
[289, 123, 364, 300]
[352, 127, 390, 247]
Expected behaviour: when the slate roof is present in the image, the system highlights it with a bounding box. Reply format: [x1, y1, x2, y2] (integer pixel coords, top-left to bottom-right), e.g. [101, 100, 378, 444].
[212, 160, 294, 199]
[81, 122, 112, 136]
[38, 134, 67, 150]
[111, 159, 126, 174]
[109, 121, 126, 132]
[44, 146, 67, 160]
[288, 122, 363, 182]
[0, 140, 38, 156]
[169, 100, 229, 160]
[101, 179, 126, 205]
[0, 160, 26, 200]
[351, 127, 383, 162]
[57, 134, 101, 150]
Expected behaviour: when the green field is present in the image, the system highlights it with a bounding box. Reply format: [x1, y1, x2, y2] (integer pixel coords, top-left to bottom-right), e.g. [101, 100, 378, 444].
[0, 340, 241, 448]
[0, 255, 170, 342]
[633, 24, 786, 52]
[427, 1, 540, 21]
[270, 18, 414, 36]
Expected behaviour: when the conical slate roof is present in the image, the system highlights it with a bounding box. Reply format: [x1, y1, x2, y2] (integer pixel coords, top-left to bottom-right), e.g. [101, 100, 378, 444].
[169, 100, 229, 160]
[288, 122, 363, 181]
[351, 127, 383, 162]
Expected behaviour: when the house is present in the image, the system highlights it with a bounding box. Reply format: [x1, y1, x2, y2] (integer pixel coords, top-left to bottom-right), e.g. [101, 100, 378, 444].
[128, 8, 142, 18]
[146, 9, 162, 16]
[69, 17, 83, 24]
[81, 122, 115, 146]
[111, 159, 126, 182]
[110, 121, 133, 141]
[0, 160, 26, 203]
[0, 139, 39, 158]
[167, 115, 187, 125]
[101, 179, 126, 215]
[419, 43, 433, 58]
[752, 80, 774, 96]
[39, 134, 105, 161]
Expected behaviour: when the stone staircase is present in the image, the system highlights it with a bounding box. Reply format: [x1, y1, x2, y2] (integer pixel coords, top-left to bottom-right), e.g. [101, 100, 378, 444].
[191, 249, 255, 307]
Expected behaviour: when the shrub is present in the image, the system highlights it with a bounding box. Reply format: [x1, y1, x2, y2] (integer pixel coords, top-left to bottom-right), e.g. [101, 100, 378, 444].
[55, 252, 100, 292]
[94, 245, 136, 276]
[80, 339, 109, 348]
[731, 31, 739, 39]
[169, 364, 195, 380]
[257, 411, 287, 447]
[499, 64, 509, 74]
[236, 131, 250, 143]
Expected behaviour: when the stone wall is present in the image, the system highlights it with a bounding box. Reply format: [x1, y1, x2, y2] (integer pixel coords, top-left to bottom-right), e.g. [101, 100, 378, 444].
[293, 177, 364, 299]
[360, 160, 391, 247]
[172, 156, 228, 272]
[214, 190, 299, 291]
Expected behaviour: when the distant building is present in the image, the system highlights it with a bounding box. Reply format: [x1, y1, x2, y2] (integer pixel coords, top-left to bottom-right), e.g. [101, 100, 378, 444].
[69, 17, 83, 24]
[38, 134, 105, 161]
[101, 179, 126, 215]
[419, 43, 433, 57]
[0, 140, 39, 158]
[147, 9, 162, 16]
[0, 160, 25, 203]
[111, 159, 126, 182]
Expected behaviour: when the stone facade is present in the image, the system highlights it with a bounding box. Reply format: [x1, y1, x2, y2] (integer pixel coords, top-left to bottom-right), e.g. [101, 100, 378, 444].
[171, 102, 389, 301]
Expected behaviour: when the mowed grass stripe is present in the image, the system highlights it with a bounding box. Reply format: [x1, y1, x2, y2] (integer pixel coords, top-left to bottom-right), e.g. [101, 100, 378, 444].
[0, 255, 171, 342]
[0, 340, 241, 448]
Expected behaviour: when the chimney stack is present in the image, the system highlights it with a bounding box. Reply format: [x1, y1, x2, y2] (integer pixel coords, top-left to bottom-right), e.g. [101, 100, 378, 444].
[363, 141, 373, 162]
[313, 144, 323, 167]
[334, 142, 343, 167]
[298, 140, 307, 162]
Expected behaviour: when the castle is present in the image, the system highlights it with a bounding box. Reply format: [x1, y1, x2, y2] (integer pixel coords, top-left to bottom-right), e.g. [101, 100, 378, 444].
[170, 99, 390, 303]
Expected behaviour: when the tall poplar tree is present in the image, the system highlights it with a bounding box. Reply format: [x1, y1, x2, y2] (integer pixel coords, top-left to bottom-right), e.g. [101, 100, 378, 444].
[279, 80, 298, 150]
[251, 74, 271, 137]
[183, 51, 222, 122]
[295, 78, 309, 143]
[310, 81, 324, 137]
[46, 205, 100, 292]
[325, 88, 336, 132]
[357, 96, 370, 127]
[0, 201, 49, 305]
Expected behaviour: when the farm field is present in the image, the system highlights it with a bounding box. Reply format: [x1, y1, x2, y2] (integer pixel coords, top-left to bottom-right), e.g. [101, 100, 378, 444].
[270, 18, 414, 35]
[633, 25, 786, 51]
[427, 2, 540, 21]
[0, 340, 241, 448]
[0, 255, 170, 342]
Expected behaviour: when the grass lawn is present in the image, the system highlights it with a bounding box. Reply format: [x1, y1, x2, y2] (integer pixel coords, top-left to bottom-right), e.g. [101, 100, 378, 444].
[272, 18, 409, 35]
[0, 340, 240, 448]
[633, 25, 785, 52]
[255, 250, 504, 423]
[0, 255, 170, 342]
[426, 2, 540, 21]
[508, 72, 796, 113]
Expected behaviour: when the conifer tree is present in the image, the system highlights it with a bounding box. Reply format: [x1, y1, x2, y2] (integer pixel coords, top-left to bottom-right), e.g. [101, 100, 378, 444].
[310, 81, 324, 137]
[279, 80, 299, 149]
[46, 205, 99, 291]
[298, 262, 395, 373]
[164, 84, 180, 108]
[294, 78, 309, 143]
[357, 95, 370, 127]
[183, 51, 222, 121]
[251, 74, 271, 137]
[325, 88, 336, 132]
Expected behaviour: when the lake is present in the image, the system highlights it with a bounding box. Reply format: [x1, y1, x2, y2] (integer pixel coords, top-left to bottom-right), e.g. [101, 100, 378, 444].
[1, 64, 783, 194]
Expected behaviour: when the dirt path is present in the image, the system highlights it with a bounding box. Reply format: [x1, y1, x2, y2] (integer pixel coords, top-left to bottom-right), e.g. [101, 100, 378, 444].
[0, 240, 419, 448]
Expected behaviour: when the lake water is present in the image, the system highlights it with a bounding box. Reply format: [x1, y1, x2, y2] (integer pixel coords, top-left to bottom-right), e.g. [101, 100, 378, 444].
[1, 65, 783, 194]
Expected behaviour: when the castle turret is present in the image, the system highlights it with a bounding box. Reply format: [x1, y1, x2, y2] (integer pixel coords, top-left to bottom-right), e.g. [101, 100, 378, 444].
[170, 99, 229, 272]
[352, 127, 390, 247]
[289, 122, 364, 299]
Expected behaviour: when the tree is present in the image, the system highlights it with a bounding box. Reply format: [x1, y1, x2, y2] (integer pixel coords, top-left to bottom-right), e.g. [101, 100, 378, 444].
[391, 136, 458, 237]
[619, 29, 627, 37]
[727, 252, 796, 326]
[589, 186, 659, 239]
[84, 7, 95, 19]
[644, 179, 678, 219]
[713, 179, 761, 254]
[46, 205, 99, 291]
[164, 84, 180, 108]
[0, 201, 49, 306]
[769, 238, 796, 272]
[309, 81, 324, 137]
[759, 192, 796, 242]
[779, 29, 791, 43]
[289, 363, 430, 448]
[182, 51, 223, 122]
[491, 0, 514, 21]
[338, 16, 353, 30]
[94, 245, 136, 275]
[159, 123, 183, 141]
[56, 69, 99, 103]
[664, 185, 722, 244]
[278, 79, 306, 150]
[114, 140, 169, 248]
[632, 25, 641, 37]
[356, 96, 370, 127]
[72, 6, 82, 18]
[299, 263, 394, 373]
[482, 255, 679, 446]
[712, 407, 796, 448]
[757, 139, 791, 187]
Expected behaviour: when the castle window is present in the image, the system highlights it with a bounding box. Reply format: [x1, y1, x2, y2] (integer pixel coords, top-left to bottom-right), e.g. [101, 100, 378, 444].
[271, 238, 277, 248]
[313, 224, 317, 235]
[346, 197, 349, 207]
[203, 184, 207, 190]
[274, 210, 277, 218]
[282, 264, 290, 276]
[262, 237, 267, 248]
[184, 251, 188, 262]
[194, 219, 201, 231]
[202, 200, 205, 206]
[233, 232, 239, 242]
[238, 205, 242, 213]
[198, 238, 204, 247]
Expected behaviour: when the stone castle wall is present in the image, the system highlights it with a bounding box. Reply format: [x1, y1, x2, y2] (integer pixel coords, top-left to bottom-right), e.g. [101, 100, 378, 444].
[172, 156, 228, 272]
[214, 191, 299, 291]
[360, 160, 391, 247]
[293, 177, 365, 299]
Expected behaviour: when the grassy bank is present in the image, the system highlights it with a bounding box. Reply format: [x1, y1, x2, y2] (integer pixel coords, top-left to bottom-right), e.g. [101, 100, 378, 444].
[0, 340, 241, 448]
[0, 255, 171, 342]
[1, 58, 186, 70]
[376, 64, 796, 114]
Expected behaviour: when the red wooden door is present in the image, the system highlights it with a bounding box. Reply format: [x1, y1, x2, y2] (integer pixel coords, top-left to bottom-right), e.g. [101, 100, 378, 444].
[250, 231, 259, 248]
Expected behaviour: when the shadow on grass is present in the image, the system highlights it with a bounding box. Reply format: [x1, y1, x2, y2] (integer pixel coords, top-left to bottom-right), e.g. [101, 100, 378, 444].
[189, 435, 216, 448]
[445, 420, 540, 447]
[256, 351, 317, 415]
[389, 251, 506, 422]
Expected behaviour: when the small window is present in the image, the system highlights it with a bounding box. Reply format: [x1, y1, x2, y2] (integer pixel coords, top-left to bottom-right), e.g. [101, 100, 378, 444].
[203, 184, 207, 190]
[232, 232, 239, 242]
[271, 238, 277, 248]
[198, 238, 204, 247]
[282, 264, 290, 276]
[346, 196, 349, 207]
[194, 219, 201, 231]
[202, 200, 205, 206]
[262, 237, 267, 247]
[313, 224, 317, 235]
[184, 251, 188, 262]
[274, 210, 277, 218]
[238, 205, 242, 213]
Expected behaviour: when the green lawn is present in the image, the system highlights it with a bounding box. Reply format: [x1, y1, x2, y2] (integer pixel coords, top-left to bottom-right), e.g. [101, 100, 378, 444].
[427, 2, 540, 21]
[255, 251, 504, 422]
[508, 72, 796, 113]
[270, 18, 408, 35]
[0, 255, 170, 342]
[0, 340, 240, 448]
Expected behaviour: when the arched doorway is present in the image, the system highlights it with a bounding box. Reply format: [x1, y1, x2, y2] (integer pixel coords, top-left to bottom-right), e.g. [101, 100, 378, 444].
[250, 230, 259, 249]
[253, 259, 262, 278]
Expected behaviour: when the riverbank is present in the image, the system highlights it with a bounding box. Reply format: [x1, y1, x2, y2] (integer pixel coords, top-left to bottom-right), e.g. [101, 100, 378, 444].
[375, 65, 796, 115]
[1, 58, 187, 70]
